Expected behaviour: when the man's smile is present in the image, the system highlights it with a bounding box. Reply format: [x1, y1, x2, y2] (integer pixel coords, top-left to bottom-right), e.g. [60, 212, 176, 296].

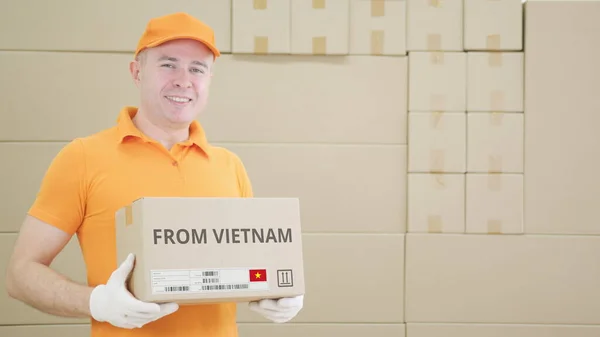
[165, 95, 192, 104]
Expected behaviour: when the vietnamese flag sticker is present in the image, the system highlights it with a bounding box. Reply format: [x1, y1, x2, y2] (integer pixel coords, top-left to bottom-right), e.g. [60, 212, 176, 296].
[249, 269, 267, 282]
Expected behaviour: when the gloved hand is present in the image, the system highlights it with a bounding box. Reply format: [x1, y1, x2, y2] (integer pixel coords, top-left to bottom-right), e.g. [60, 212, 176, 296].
[248, 295, 304, 323]
[89, 253, 179, 329]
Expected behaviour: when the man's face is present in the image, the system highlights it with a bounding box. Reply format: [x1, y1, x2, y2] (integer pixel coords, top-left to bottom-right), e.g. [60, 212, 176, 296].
[130, 39, 214, 129]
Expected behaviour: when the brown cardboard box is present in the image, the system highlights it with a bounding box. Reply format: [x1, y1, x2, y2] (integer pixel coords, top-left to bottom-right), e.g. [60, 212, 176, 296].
[408, 51, 467, 112]
[408, 111, 466, 173]
[291, 0, 350, 54]
[405, 234, 600, 324]
[523, 0, 600, 235]
[232, 0, 291, 54]
[408, 173, 465, 233]
[115, 197, 305, 304]
[407, 323, 600, 337]
[463, 0, 523, 51]
[0, 0, 233, 53]
[465, 173, 523, 234]
[349, 0, 407, 55]
[467, 52, 524, 112]
[467, 112, 524, 173]
[406, 0, 463, 51]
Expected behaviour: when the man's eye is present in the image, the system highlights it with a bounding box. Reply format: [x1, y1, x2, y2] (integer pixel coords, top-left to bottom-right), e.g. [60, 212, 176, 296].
[161, 64, 174, 68]
[191, 68, 204, 74]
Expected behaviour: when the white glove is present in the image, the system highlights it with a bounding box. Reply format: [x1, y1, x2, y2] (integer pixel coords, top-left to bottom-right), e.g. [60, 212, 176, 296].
[89, 253, 179, 329]
[248, 295, 304, 323]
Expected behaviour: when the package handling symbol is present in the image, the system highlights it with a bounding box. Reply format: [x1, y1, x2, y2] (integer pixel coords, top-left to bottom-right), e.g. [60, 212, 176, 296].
[277, 269, 293, 287]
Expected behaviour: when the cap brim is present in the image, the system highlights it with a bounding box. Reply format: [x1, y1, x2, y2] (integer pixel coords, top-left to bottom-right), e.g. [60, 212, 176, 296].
[140, 35, 221, 57]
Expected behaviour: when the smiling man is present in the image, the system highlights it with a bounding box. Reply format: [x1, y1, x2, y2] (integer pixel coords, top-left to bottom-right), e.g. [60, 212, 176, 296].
[130, 29, 216, 150]
[5, 12, 303, 337]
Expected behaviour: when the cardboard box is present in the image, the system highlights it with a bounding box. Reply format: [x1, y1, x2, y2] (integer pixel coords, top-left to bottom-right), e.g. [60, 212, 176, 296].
[466, 173, 523, 234]
[408, 173, 465, 233]
[467, 112, 523, 173]
[349, 0, 407, 55]
[467, 52, 524, 112]
[408, 51, 467, 112]
[115, 197, 305, 304]
[291, 0, 350, 54]
[463, 0, 523, 51]
[0, 1, 233, 53]
[408, 111, 466, 173]
[405, 234, 600, 324]
[523, 0, 600, 235]
[232, 0, 291, 54]
[406, 0, 463, 51]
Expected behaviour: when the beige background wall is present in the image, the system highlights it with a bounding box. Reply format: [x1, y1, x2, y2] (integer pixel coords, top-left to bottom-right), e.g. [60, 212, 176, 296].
[1, 0, 599, 336]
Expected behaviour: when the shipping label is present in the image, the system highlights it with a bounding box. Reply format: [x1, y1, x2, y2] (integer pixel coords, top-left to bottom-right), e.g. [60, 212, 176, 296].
[150, 268, 270, 294]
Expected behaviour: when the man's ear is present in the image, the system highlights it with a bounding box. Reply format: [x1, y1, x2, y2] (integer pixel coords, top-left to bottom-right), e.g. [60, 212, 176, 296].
[129, 60, 142, 86]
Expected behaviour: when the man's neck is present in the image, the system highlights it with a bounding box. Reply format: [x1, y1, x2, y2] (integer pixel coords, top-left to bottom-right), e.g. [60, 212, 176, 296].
[132, 111, 189, 150]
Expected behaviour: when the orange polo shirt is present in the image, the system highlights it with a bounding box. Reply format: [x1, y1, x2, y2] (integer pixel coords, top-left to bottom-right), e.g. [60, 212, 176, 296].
[28, 106, 253, 337]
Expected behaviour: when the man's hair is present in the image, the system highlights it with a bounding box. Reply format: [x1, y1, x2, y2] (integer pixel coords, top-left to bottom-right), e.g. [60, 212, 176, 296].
[135, 49, 147, 66]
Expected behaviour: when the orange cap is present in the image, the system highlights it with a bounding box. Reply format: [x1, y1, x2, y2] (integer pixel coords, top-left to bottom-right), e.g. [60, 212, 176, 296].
[134, 12, 220, 58]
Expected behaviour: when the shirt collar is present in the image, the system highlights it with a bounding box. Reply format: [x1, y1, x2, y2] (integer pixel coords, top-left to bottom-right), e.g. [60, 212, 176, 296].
[116, 106, 212, 157]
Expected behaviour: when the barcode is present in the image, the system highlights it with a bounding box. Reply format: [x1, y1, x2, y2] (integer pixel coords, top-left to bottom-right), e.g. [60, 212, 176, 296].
[202, 284, 249, 291]
[202, 271, 219, 277]
[165, 286, 189, 292]
[202, 278, 220, 284]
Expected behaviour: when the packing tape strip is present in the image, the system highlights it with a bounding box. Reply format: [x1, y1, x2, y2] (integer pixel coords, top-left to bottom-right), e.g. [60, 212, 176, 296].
[430, 149, 445, 173]
[427, 34, 442, 50]
[489, 155, 503, 173]
[487, 34, 501, 50]
[254, 36, 269, 54]
[253, 0, 267, 10]
[429, 52, 445, 110]
[430, 94, 446, 111]
[490, 111, 504, 126]
[125, 205, 133, 225]
[428, 215, 443, 233]
[313, 0, 325, 9]
[371, 0, 385, 16]
[429, 0, 443, 7]
[371, 30, 384, 55]
[487, 219, 502, 234]
[491, 90, 504, 111]
[430, 51, 444, 64]
[487, 172, 503, 190]
[312, 36, 327, 54]
[430, 111, 443, 129]
[429, 174, 445, 232]
[488, 52, 503, 67]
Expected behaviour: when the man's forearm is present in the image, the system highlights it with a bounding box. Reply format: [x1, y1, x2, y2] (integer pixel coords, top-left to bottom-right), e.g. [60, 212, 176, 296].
[7, 261, 94, 318]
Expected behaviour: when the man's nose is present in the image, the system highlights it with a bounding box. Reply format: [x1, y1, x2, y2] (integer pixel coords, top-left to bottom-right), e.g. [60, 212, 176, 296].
[174, 71, 192, 88]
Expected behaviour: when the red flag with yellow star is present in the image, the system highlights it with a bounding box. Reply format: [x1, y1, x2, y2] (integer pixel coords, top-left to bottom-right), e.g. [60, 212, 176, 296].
[249, 269, 267, 282]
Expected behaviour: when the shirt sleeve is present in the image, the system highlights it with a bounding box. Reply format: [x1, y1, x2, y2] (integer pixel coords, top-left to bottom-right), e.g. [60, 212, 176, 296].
[27, 139, 88, 235]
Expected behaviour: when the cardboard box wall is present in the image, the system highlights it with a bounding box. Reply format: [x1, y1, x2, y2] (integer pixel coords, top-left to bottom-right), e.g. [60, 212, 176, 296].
[115, 197, 305, 304]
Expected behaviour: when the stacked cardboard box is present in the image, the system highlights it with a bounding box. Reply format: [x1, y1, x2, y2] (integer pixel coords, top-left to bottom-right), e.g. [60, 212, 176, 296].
[523, 0, 600, 235]
[231, 0, 291, 54]
[406, 0, 524, 234]
[349, 0, 407, 55]
[406, 0, 466, 233]
[232, 0, 409, 56]
[463, 0, 524, 234]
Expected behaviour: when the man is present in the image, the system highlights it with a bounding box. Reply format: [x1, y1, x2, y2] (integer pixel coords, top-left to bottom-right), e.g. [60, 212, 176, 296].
[5, 12, 303, 336]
